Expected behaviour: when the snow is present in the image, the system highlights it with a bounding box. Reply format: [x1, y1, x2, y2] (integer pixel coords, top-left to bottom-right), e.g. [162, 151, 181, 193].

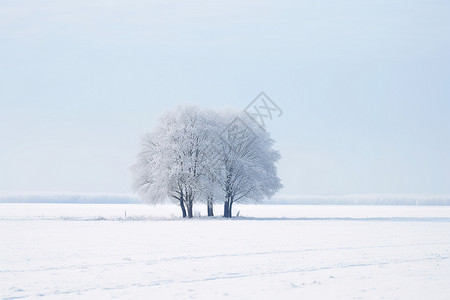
[1, 204, 450, 299]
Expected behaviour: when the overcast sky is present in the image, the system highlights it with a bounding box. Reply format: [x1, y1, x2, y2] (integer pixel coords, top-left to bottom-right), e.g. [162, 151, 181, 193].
[1, 0, 449, 195]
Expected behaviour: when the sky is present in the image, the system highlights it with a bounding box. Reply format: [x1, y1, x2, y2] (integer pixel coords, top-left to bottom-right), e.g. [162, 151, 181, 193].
[0, 0, 449, 195]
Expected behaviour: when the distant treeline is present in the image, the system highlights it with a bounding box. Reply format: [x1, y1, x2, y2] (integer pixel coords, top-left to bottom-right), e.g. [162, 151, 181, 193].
[0, 192, 140, 204]
[270, 194, 450, 206]
[1, 192, 450, 206]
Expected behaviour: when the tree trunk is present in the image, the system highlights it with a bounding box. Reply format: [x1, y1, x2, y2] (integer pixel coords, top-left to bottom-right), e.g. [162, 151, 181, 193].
[229, 200, 233, 218]
[207, 199, 214, 217]
[179, 199, 187, 218]
[187, 202, 193, 218]
[223, 200, 229, 218]
[224, 199, 233, 218]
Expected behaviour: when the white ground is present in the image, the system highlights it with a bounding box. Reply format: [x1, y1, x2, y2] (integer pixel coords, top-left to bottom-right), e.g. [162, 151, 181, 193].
[1, 204, 450, 299]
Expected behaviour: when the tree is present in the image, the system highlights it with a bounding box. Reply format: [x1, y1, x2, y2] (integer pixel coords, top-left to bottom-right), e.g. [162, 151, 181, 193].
[131, 106, 282, 218]
[131, 105, 211, 218]
[215, 113, 282, 218]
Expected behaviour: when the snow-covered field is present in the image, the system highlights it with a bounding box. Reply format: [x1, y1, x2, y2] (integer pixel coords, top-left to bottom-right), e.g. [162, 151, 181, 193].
[1, 204, 450, 299]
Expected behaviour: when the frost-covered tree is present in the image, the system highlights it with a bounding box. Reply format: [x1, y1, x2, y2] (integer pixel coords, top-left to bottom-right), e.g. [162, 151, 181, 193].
[131, 106, 282, 218]
[131, 105, 212, 218]
[215, 113, 282, 218]
[131, 128, 189, 217]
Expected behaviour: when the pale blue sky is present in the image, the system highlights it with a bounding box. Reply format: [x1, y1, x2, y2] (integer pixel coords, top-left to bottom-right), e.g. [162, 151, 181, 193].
[1, 0, 449, 195]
